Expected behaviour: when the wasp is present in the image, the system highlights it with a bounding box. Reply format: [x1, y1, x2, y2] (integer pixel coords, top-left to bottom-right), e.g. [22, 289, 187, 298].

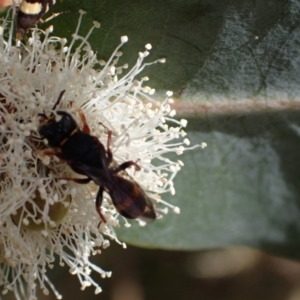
[37, 90, 157, 223]
[16, 0, 56, 39]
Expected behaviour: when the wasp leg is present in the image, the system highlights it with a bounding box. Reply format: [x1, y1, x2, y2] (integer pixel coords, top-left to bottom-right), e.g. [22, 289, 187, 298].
[77, 109, 91, 134]
[60, 177, 91, 184]
[98, 122, 111, 131]
[44, 151, 65, 160]
[95, 122, 114, 164]
[96, 186, 107, 223]
[35, 149, 65, 160]
[40, 12, 63, 24]
[105, 129, 113, 164]
[113, 160, 141, 174]
[97, 122, 113, 164]
[103, 127, 141, 171]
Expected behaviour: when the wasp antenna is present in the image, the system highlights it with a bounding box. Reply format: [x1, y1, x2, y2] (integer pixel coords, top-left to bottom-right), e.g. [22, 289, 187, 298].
[52, 90, 66, 111]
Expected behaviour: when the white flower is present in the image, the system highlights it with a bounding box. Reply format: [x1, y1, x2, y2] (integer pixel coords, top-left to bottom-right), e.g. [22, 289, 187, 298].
[0, 9, 196, 299]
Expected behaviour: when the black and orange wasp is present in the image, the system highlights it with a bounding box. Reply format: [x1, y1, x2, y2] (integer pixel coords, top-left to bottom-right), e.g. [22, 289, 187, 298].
[38, 90, 157, 223]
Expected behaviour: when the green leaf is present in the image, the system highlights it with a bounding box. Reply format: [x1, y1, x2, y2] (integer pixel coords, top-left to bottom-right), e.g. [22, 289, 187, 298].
[45, 0, 232, 92]
[117, 114, 300, 260]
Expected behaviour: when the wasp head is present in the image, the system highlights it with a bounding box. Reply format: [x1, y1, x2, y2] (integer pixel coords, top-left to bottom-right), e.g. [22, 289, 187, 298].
[39, 111, 77, 148]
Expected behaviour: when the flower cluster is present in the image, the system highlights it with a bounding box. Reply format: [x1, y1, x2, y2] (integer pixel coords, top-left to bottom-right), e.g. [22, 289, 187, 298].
[0, 9, 196, 299]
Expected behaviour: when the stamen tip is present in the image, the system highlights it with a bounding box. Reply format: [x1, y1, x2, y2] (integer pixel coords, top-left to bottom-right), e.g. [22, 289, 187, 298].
[93, 21, 100, 28]
[121, 35, 128, 43]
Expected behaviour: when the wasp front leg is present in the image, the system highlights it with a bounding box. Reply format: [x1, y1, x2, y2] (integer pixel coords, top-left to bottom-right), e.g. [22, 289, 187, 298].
[77, 109, 91, 134]
[34, 148, 65, 161]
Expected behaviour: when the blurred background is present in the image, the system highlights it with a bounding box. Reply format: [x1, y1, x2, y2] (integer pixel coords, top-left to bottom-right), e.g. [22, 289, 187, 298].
[4, 245, 300, 300]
